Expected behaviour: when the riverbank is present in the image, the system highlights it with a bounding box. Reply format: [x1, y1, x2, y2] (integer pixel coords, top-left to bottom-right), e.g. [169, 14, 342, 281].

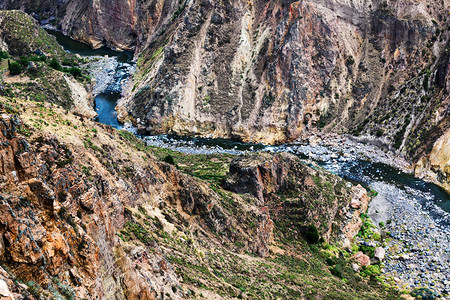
[141, 131, 450, 297]
[47, 25, 450, 299]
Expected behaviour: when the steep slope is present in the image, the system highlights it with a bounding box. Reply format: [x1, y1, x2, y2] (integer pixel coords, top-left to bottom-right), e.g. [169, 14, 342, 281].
[0, 96, 401, 299]
[1, 0, 447, 144]
[116, 0, 448, 146]
[0, 10, 428, 298]
[1, 1, 449, 191]
[0, 10, 96, 117]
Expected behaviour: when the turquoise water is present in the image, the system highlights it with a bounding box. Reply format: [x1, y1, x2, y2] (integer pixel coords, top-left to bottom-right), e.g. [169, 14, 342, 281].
[46, 29, 132, 62]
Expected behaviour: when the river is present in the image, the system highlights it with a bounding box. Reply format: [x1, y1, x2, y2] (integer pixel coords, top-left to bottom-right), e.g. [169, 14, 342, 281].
[48, 29, 450, 298]
[47, 29, 133, 129]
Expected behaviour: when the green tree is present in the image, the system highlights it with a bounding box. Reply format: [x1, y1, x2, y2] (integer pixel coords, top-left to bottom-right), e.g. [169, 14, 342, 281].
[49, 58, 62, 71]
[8, 60, 22, 75]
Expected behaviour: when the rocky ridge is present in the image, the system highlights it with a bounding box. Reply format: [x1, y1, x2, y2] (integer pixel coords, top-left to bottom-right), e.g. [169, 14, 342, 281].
[1, 0, 449, 192]
[0, 94, 402, 298]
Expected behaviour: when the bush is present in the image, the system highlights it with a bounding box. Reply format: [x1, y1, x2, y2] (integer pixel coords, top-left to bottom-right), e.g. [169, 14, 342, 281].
[49, 58, 62, 71]
[163, 154, 176, 165]
[62, 58, 78, 66]
[68, 66, 82, 78]
[362, 265, 380, 277]
[303, 224, 320, 244]
[0, 51, 8, 59]
[19, 56, 29, 68]
[8, 60, 22, 75]
[411, 288, 438, 300]
[375, 129, 383, 137]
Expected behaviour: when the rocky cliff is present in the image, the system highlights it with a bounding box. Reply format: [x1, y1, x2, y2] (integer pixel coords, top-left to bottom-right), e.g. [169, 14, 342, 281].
[116, 0, 448, 146]
[1, 0, 448, 145]
[0, 94, 400, 298]
[1, 1, 449, 188]
[0, 8, 428, 298]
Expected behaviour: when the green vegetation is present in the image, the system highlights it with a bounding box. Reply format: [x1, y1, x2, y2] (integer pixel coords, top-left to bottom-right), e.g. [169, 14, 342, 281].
[119, 221, 153, 244]
[357, 213, 376, 240]
[163, 154, 176, 165]
[118, 130, 231, 185]
[49, 58, 62, 71]
[303, 224, 320, 244]
[0, 50, 8, 59]
[362, 265, 381, 278]
[8, 60, 22, 75]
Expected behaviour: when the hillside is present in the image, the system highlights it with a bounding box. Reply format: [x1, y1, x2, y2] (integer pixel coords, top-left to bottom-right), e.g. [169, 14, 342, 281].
[1, 0, 447, 191]
[0, 4, 448, 300]
[0, 11, 406, 299]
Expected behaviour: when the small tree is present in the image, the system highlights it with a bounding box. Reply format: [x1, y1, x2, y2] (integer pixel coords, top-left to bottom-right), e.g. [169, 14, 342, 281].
[19, 56, 29, 68]
[8, 60, 22, 75]
[49, 58, 62, 71]
[303, 224, 320, 244]
[69, 66, 82, 78]
[163, 155, 176, 165]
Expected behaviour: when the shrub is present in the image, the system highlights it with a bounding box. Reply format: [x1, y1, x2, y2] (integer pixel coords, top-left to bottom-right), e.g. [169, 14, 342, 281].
[69, 66, 82, 77]
[0, 51, 8, 59]
[375, 129, 384, 137]
[49, 58, 62, 71]
[19, 56, 29, 68]
[303, 224, 320, 244]
[62, 58, 78, 66]
[163, 154, 176, 165]
[362, 265, 380, 277]
[8, 60, 22, 75]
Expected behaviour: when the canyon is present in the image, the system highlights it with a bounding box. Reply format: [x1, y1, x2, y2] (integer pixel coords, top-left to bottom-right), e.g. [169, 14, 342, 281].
[2, 0, 447, 190]
[0, 0, 449, 299]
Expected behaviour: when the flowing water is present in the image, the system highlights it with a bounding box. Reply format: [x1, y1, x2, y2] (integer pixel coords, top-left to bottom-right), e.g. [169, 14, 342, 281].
[47, 29, 133, 129]
[48, 29, 450, 297]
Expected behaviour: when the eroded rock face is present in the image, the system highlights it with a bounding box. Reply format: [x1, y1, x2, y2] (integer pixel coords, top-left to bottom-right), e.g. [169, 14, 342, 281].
[0, 0, 177, 52]
[0, 114, 183, 298]
[224, 152, 370, 245]
[2, 0, 447, 146]
[2, 1, 449, 191]
[117, 0, 447, 145]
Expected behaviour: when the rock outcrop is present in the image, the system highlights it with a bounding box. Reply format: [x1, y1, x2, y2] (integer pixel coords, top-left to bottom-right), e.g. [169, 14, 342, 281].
[2, 1, 447, 145]
[1, 1, 449, 191]
[0, 106, 396, 298]
[224, 152, 370, 244]
[117, 0, 448, 145]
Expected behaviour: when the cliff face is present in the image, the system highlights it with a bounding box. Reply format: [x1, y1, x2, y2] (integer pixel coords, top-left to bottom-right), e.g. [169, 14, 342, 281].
[1, 0, 447, 145]
[115, 0, 448, 146]
[1, 1, 449, 163]
[0, 0, 178, 51]
[0, 105, 394, 298]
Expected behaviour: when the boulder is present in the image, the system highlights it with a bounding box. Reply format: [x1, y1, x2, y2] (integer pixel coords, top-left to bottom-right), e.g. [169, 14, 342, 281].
[0, 279, 13, 299]
[352, 252, 370, 267]
[350, 198, 361, 209]
[374, 247, 385, 261]
[399, 254, 411, 261]
[27, 61, 37, 72]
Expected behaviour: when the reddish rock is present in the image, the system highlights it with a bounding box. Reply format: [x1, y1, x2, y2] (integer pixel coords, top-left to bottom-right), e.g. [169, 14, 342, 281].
[353, 252, 371, 267]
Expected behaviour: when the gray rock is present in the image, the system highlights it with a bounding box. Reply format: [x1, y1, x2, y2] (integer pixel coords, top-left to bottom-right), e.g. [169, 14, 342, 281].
[374, 247, 386, 261]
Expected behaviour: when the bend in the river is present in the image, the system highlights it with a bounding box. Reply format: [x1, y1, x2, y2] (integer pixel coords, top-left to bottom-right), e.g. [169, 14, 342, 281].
[48, 28, 450, 297]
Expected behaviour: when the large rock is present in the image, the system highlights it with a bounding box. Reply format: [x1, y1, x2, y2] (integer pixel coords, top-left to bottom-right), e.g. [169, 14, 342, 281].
[0, 279, 13, 299]
[374, 247, 386, 261]
[352, 252, 370, 267]
[224, 152, 369, 243]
